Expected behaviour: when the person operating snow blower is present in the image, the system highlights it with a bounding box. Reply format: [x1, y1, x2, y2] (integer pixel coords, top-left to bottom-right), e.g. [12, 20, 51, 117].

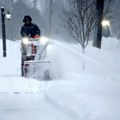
[20, 15, 41, 76]
[21, 15, 41, 38]
[20, 15, 51, 79]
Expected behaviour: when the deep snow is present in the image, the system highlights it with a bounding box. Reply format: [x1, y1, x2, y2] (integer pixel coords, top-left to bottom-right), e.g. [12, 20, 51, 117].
[0, 37, 120, 120]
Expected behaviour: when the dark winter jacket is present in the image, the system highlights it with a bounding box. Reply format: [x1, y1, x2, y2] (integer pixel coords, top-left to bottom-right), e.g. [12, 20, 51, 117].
[21, 23, 41, 38]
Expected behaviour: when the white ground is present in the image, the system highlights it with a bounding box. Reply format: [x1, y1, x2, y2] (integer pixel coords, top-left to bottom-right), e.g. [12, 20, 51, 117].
[0, 37, 120, 120]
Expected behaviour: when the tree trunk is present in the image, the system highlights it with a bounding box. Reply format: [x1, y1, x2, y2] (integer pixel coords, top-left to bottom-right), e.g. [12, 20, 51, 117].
[82, 47, 85, 70]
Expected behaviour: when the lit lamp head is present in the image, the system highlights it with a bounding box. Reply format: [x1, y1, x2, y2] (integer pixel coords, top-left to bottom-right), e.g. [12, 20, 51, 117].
[6, 10, 11, 20]
[102, 20, 111, 37]
[102, 20, 110, 27]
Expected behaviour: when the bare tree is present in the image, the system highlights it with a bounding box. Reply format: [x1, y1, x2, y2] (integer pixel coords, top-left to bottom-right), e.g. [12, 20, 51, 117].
[63, 0, 112, 48]
[63, 0, 96, 70]
[64, 0, 96, 53]
[103, 0, 111, 17]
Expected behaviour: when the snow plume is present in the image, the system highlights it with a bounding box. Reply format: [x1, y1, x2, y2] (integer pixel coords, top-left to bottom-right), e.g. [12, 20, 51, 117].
[26, 37, 120, 80]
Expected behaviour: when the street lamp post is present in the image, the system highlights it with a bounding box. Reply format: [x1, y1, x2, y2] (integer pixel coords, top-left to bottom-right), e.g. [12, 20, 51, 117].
[93, 0, 104, 49]
[1, 7, 6, 57]
[1, 7, 11, 57]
